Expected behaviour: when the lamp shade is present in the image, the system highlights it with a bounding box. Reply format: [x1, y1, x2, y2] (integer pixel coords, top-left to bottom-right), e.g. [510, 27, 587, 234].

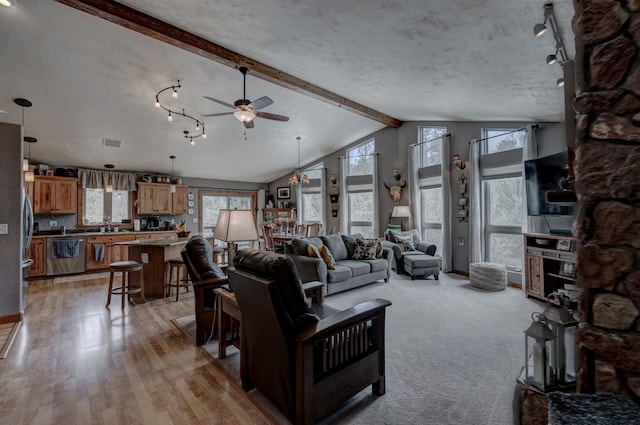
[391, 205, 411, 218]
[215, 209, 258, 242]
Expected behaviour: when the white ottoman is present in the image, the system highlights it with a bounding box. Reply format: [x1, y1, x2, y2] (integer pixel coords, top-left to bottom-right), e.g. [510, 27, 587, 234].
[469, 262, 507, 291]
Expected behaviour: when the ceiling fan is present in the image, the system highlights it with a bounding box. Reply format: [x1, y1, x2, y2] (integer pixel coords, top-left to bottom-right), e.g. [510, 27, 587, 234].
[203, 66, 290, 128]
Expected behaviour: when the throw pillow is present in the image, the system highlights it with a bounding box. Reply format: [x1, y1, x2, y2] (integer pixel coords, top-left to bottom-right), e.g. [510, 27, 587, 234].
[352, 238, 379, 260]
[395, 234, 415, 251]
[368, 238, 384, 258]
[318, 245, 336, 270]
[307, 243, 321, 259]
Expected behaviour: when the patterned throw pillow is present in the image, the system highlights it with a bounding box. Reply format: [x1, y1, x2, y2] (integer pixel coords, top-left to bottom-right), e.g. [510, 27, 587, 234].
[353, 238, 379, 260]
[370, 238, 384, 258]
[318, 245, 336, 270]
[394, 234, 415, 251]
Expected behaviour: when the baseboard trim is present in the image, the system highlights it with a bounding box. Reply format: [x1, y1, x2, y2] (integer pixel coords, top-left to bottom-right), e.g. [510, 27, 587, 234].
[0, 313, 23, 324]
[450, 270, 522, 289]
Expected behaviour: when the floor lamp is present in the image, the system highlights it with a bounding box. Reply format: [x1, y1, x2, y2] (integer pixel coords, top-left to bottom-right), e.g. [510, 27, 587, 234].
[214, 209, 258, 269]
[391, 205, 411, 231]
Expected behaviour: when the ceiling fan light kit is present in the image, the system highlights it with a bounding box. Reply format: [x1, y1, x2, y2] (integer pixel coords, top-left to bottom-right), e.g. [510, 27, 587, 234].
[0, 0, 17, 8]
[154, 80, 207, 144]
[203, 66, 290, 129]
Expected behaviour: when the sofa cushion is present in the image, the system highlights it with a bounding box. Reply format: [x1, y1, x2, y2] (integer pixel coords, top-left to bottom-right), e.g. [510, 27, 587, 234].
[320, 234, 349, 261]
[394, 233, 416, 251]
[326, 264, 352, 283]
[291, 237, 323, 256]
[365, 258, 389, 273]
[390, 229, 421, 247]
[340, 234, 363, 259]
[352, 238, 379, 260]
[335, 259, 371, 277]
[318, 245, 336, 270]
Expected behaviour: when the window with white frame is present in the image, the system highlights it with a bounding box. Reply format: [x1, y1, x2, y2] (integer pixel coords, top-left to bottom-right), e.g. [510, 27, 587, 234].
[345, 139, 376, 237]
[83, 189, 130, 225]
[417, 126, 447, 254]
[300, 165, 324, 227]
[481, 128, 526, 270]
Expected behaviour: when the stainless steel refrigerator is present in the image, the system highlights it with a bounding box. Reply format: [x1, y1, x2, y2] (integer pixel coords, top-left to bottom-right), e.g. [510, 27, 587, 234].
[21, 187, 34, 310]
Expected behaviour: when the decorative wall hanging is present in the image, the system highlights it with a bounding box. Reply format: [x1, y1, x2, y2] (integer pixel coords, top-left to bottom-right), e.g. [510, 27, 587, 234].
[383, 168, 407, 204]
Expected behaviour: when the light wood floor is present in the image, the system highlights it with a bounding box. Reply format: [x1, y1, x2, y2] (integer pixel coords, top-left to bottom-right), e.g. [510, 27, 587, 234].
[0, 274, 276, 425]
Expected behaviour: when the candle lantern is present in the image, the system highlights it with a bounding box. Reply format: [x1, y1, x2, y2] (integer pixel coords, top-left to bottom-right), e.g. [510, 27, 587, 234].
[524, 312, 556, 391]
[542, 295, 578, 386]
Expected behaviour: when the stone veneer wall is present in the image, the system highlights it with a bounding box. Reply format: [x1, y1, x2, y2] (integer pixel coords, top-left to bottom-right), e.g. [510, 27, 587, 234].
[572, 0, 640, 402]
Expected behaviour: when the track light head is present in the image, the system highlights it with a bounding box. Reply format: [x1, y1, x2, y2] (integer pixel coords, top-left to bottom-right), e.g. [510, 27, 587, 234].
[546, 54, 557, 65]
[533, 23, 547, 37]
[556, 78, 565, 87]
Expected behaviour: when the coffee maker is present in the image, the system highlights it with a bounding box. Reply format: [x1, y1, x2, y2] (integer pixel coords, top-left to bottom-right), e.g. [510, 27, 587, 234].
[146, 216, 160, 231]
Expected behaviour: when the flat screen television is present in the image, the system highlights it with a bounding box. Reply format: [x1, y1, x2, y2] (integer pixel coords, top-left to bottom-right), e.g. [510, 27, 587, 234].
[524, 151, 576, 216]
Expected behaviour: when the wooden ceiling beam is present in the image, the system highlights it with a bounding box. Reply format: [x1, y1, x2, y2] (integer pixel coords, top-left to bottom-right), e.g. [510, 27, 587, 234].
[56, 0, 402, 128]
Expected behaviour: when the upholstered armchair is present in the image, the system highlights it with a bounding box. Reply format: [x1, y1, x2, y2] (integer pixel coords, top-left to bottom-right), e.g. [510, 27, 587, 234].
[383, 228, 437, 274]
[181, 236, 228, 346]
[227, 249, 391, 425]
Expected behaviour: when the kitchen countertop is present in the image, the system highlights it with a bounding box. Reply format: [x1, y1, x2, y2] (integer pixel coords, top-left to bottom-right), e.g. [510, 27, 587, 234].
[114, 233, 214, 247]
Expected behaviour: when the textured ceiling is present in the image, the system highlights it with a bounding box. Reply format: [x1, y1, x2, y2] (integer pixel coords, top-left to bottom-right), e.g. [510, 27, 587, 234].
[0, 0, 574, 182]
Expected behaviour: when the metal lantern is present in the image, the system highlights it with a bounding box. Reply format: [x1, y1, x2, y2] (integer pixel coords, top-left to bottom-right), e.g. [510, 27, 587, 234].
[543, 295, 578, 386]
[524, 312, 556, 391]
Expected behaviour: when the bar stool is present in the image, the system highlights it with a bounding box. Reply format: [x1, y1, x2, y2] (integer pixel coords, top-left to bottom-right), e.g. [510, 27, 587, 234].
[167, 257, 190, 301]
[106, 260, 145, 309]
[212, 246, 228, 266]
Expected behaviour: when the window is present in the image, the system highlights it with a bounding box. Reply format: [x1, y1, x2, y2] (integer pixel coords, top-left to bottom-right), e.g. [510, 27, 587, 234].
[199, 190, 256, 247]
[420, 126, 447, 167]
[345, 139, 376, 237]
[483, 128, 526, 154]
[300, 165, 324, 227]
[480, 127, 526, 270]
[82, 189, 130, 225]
[420, 186, 443, 255]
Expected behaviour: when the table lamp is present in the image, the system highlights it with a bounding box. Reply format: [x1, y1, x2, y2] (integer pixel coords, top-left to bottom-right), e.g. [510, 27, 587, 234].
[215, 209, 258, 269]
[391, 205, 411, 231]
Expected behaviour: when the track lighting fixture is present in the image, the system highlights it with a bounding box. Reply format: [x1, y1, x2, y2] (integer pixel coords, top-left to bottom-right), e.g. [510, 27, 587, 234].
[155, 80, 207, 145]
[534, 3, 568, 87]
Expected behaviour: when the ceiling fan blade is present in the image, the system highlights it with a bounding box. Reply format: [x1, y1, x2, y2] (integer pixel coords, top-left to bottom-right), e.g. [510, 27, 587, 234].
[255, 111, 290, 122]
[203, 96, 235, 109]
[203, 112, 234, 117]
[250, 96, 273, 111]
[243, 120, 255, 129]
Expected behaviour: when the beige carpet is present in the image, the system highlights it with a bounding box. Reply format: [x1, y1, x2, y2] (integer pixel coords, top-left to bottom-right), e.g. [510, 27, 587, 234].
[0, 321, 21, 359]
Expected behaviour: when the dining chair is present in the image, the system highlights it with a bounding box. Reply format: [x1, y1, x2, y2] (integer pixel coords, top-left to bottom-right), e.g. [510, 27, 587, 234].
[296, 223, 307, 237]
[306, 223, 322, 237]
[262, 224, 276, 252]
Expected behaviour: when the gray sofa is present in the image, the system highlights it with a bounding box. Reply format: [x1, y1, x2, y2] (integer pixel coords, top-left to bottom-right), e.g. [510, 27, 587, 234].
[287, 234, 393, 296]
[383, 229, 438, 276]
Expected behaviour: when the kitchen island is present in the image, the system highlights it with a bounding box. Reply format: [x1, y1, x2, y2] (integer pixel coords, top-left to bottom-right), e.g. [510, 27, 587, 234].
[115, 234, 214, 299]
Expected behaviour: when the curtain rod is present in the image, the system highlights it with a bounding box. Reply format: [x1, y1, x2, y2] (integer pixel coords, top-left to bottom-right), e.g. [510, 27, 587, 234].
[410, 132, 451, 148]
[468, 124, 537, 144]
[338, 152, 380, 160]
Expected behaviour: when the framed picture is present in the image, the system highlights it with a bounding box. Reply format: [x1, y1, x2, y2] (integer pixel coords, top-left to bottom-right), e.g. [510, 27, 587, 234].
[277, 187, 290, 199]
[456, 209, 468, 218]
[458, 197, 468, 206]
[458, 183, 467, 194]
[556, 239, 572, 251]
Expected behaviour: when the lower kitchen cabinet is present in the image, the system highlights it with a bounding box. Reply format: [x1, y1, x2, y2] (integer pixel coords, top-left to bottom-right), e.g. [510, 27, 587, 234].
[28, 237, 46, 277]
[86, 234, 137, 270]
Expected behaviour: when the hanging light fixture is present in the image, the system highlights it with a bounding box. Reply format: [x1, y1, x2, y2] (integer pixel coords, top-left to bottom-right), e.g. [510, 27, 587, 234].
[104, 164, 114, 193]
[534, 3, 568, 87]
[289, 136, 309, 189]
[155, 80, 207, 144]
[14, 98, 37, 182]
[169, 155, 176, 193]
[0, 0, 18, 8]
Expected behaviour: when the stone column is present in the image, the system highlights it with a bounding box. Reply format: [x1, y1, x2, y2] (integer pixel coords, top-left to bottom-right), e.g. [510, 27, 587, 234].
[572, 0, 640, 402]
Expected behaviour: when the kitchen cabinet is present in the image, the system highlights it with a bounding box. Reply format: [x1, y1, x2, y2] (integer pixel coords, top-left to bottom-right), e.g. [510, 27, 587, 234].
[262, 208, 296, 223]
[28, 237, 46, 277]
[523, 233, 578, 302]
[137, 182, 186, 215]
[86, 234, 136, 270]
[33, 176, 78, 214]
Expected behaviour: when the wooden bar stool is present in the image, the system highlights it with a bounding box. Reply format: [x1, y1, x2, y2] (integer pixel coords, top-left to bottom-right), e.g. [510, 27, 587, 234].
[106, 260, 145, 309]
[212, 246, 228, 266]
[167, 257, 190, 301]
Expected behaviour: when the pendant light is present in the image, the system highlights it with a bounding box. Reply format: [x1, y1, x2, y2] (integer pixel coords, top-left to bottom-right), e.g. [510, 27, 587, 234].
[289, 136, 309, 189]
[104, 164, 114, 193]
[169, 155, 176, 193]
[14, 98, 38, 182]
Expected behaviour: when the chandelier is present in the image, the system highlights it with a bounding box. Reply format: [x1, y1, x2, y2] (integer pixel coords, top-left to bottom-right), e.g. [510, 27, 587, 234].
[155, 80, 207, 145]
[288, 136, 309, 189]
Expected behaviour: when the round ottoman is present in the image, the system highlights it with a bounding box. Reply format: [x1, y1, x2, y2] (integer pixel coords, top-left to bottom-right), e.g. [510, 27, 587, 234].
[469, 262, 507, 291]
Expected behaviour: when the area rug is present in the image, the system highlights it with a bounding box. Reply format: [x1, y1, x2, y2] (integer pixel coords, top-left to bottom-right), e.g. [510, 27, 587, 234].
[172, 272, 545, 425]
[0, 321, 21, 359]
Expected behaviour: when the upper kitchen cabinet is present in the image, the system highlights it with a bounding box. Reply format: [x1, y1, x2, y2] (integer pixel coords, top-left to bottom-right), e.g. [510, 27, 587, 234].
[33, 176, 78, 214]
[137, 182, 186, 215]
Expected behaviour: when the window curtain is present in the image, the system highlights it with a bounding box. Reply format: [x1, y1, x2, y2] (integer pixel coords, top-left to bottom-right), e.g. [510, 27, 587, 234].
[78, 169, 137, 191]
[339, 154, 378, 236]
[408, 144, 421, 236]
[340, 157, 349, 235]
[523, 124, 541, 233]
[441, 134, 452, 272]
[372, 153, 379, 237]
[468, 140, 483, 263]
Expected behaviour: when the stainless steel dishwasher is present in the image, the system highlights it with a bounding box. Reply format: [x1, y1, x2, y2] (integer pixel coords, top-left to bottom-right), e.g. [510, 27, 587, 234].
[46, 237, 87, 276]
